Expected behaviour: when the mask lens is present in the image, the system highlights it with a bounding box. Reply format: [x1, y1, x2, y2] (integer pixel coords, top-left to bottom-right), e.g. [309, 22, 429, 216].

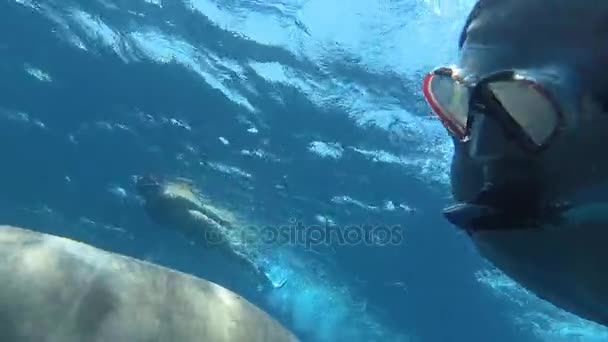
[487, 80, 559, 147]
[423, 72, 470, 138]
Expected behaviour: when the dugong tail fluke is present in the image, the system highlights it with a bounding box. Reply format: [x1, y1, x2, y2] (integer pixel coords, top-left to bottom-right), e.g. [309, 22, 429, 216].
[0, 225, 299, 342]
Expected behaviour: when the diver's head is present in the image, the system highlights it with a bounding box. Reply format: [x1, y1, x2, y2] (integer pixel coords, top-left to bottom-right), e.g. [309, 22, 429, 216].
[423, 67, 578, 206]
[135, 174, 163, 199]
[423, 0, 608, 230]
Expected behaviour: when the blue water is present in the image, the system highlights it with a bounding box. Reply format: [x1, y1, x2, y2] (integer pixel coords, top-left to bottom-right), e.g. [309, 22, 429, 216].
[2, 0, 608, 341]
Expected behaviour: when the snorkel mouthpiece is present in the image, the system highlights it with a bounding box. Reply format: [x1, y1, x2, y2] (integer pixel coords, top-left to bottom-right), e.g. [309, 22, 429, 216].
[443, 202, 502, 232]
[443, 180, 553, 232]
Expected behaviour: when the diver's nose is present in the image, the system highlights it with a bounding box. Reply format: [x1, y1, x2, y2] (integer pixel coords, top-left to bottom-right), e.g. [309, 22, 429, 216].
[467, 112, 524, 161]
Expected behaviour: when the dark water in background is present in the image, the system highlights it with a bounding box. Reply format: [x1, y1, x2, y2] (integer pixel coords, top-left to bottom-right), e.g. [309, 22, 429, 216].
[0, 0, 605, 341]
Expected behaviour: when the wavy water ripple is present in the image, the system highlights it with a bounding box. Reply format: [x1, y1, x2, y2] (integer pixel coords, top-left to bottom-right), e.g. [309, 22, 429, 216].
[4, 0, 608, 340]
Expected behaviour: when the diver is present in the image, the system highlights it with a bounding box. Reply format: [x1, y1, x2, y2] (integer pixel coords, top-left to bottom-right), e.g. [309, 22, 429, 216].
[422, 0, 608, 233]
[135, 174, 283, 290]
[420, 0, 608, 328]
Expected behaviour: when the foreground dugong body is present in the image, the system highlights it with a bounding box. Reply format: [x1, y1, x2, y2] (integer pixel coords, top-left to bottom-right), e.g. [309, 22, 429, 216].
[0, 225, 298, 342]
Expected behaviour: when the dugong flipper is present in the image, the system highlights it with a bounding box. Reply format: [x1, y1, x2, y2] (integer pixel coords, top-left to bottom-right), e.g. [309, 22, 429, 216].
[0, 225, 299, 342]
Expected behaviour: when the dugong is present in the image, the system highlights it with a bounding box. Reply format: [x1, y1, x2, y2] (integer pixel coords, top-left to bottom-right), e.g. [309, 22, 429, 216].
[135, 174, 282, 290]
[0, 225, 298, 342]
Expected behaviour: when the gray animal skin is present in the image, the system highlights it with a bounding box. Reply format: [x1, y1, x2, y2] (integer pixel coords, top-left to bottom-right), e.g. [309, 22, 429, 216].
[0, 225, 299, 342]
[445, 0, 608, 328]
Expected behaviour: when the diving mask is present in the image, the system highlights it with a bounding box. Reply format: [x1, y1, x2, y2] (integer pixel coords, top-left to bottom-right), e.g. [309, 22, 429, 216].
[422, 67, 567, 152]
